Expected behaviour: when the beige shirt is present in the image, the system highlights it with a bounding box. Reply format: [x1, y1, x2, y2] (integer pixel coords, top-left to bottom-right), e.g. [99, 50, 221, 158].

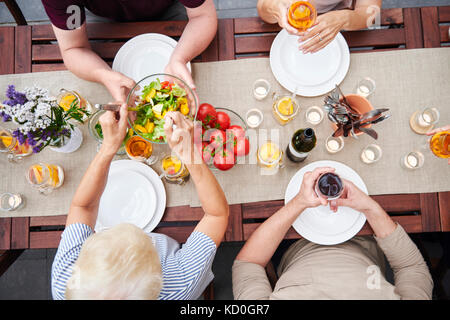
[313, 0, 354, 14]
[232, 224, 433, 300]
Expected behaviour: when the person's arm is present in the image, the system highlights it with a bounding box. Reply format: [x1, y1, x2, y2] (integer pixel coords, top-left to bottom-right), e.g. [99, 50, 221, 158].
[52, 23, 135, 102]
[331, 179, 433, 299]
[65, 104, 129, 229]
[235, 167, 332, 267]
[164, 0, 217, 89]
[299, 0, 382, 53]
[164, 112, 229, 246]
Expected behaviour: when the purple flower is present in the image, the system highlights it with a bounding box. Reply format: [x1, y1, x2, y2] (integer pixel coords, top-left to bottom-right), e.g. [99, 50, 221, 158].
[27, 137, 37, 147]
[3, 85, 27, 107]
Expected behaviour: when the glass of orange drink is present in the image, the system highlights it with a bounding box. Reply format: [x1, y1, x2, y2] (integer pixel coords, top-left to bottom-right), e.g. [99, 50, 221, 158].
[287, 1, 317, 32]
[125, 135, 158, 165]
[161, 154, 190, 185]
[0, 127, 32, 163]
[26, 163, 64, 194]
[429, 130, 450, 159]
[272, 92, 300, 125]
[257, 140, 284, 175]
[57, 89, 92, 121]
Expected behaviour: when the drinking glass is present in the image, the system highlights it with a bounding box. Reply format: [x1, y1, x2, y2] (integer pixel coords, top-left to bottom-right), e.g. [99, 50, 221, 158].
[245, 108, 263, 129]
[360, 144, 382, 164]
[401, 151, 424, 170]
[272, 92, 299, 125]
[305, 106, 324, 126]
[0, 127, 32, 162]
[429, 130, 449, 159]
[325, 135, 344, 154]
[57, 88, 92, 121]
[253, 79, 271, 100]
[0, 193, 23, 211]
[125, 135, 158, 165]
[26, 163, 64, 194]
[314, 172, 344, 200]
[409, 107, 440, 135]
[160, 154, 190, 185]
[287, 1, 317, 32]
[257, 140, 284, 175]
[355, 77, 376, 98]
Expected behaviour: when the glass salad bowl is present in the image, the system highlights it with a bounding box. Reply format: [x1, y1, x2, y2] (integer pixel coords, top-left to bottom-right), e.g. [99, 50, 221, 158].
[126, 73, 198, 144]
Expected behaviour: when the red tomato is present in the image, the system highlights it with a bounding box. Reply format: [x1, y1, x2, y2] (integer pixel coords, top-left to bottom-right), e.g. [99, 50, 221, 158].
[216, 111, 231, 130]
[228, 125, 245, 140]
[207, 129, 226, 148]
[213, 148, 235, 171]
[202, 142, 215, 165]
[234, 137, 250, 157]
[197, 103, 217, 127]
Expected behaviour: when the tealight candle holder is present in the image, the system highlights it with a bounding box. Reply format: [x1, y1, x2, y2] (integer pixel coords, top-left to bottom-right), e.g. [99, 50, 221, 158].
[325, 135, 344, 154]
[409, 107, 440, 135]
[0, 192, 24, 211]
[401, 151, 424, 170]
[360, 144, 382, 164]
[305, 106, 324, 126]
[245, 108, 263, 129]
[355, 77, 376, 98]
[253, 79, 271, 100]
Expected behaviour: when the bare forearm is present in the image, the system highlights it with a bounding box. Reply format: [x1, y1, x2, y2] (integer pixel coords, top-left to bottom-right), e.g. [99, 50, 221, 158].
[236, 198, 306, 267]
[342, 0, 382, 30]
[70, 146, 115, 209]
[186, 162, 228, 218]
[171, 14, 217, 64]
[61, 47, 112, 84]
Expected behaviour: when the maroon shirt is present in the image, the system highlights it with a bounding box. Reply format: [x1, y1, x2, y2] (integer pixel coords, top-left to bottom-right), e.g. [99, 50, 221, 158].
[41, 0, 205, 30]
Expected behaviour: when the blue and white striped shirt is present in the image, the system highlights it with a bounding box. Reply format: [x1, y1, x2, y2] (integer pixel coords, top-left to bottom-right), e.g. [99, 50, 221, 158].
[51, 223, 217, 300]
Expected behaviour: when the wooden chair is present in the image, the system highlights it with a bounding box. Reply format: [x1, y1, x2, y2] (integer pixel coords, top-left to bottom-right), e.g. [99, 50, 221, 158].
[217, 8, 423, 61]
[421, 6, 450, 48]
[13, 20, 219, 73]
[1, 0, 27, 25]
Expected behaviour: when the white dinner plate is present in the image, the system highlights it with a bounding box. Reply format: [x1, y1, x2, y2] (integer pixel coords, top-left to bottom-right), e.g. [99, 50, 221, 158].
[270, 29, 350, 97]
[112, 33, 191, 82]
[96, 168, 156, 231]
[284, 160, 367, 245]
[95, 160, 166, 233]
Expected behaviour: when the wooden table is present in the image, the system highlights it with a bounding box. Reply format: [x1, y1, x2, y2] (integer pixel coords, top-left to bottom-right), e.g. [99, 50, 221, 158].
[0, 7, 449, 275]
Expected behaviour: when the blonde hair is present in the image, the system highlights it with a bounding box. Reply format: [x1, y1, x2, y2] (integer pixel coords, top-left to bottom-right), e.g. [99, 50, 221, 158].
[66, 223, 162, 300]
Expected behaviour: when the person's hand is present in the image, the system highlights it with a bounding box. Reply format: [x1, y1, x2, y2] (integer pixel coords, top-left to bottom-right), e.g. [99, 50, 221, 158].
[298, 10, 347, 54]
[165, 58, 196, 90]
[98, 103, 128, 154]
[427, 124, 450, 164]
[329, 179, 378, 213]
[164, 111, 197, 164]
[100, 70, 136, 103]
[274, 1, 301, 35]
[293, 167, 335, 209]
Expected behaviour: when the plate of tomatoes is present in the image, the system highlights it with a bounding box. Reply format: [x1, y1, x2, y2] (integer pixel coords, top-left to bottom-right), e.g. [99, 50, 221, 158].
[196, 104, 250, 171]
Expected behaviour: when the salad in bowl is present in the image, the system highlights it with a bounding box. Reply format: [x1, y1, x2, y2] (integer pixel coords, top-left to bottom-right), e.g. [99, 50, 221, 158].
[126, 73, 198, 144]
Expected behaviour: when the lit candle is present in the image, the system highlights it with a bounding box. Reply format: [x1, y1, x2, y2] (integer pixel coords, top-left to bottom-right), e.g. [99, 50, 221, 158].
[247, 114, 260, 127]
[364, 149, 375, 161]
[406, 154, 418, 168]
[308, 111, 321, 123]
[327, 139, 340, 151]
[255, 86, 267, 96]
[357, 85, 370, 97]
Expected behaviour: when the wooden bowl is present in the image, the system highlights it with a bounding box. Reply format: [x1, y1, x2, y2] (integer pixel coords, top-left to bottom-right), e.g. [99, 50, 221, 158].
[331, 94, 374, 136]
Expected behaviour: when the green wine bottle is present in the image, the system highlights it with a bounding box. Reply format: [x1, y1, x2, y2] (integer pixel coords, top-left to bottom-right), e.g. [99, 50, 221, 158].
[286, 128, 316, 162]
